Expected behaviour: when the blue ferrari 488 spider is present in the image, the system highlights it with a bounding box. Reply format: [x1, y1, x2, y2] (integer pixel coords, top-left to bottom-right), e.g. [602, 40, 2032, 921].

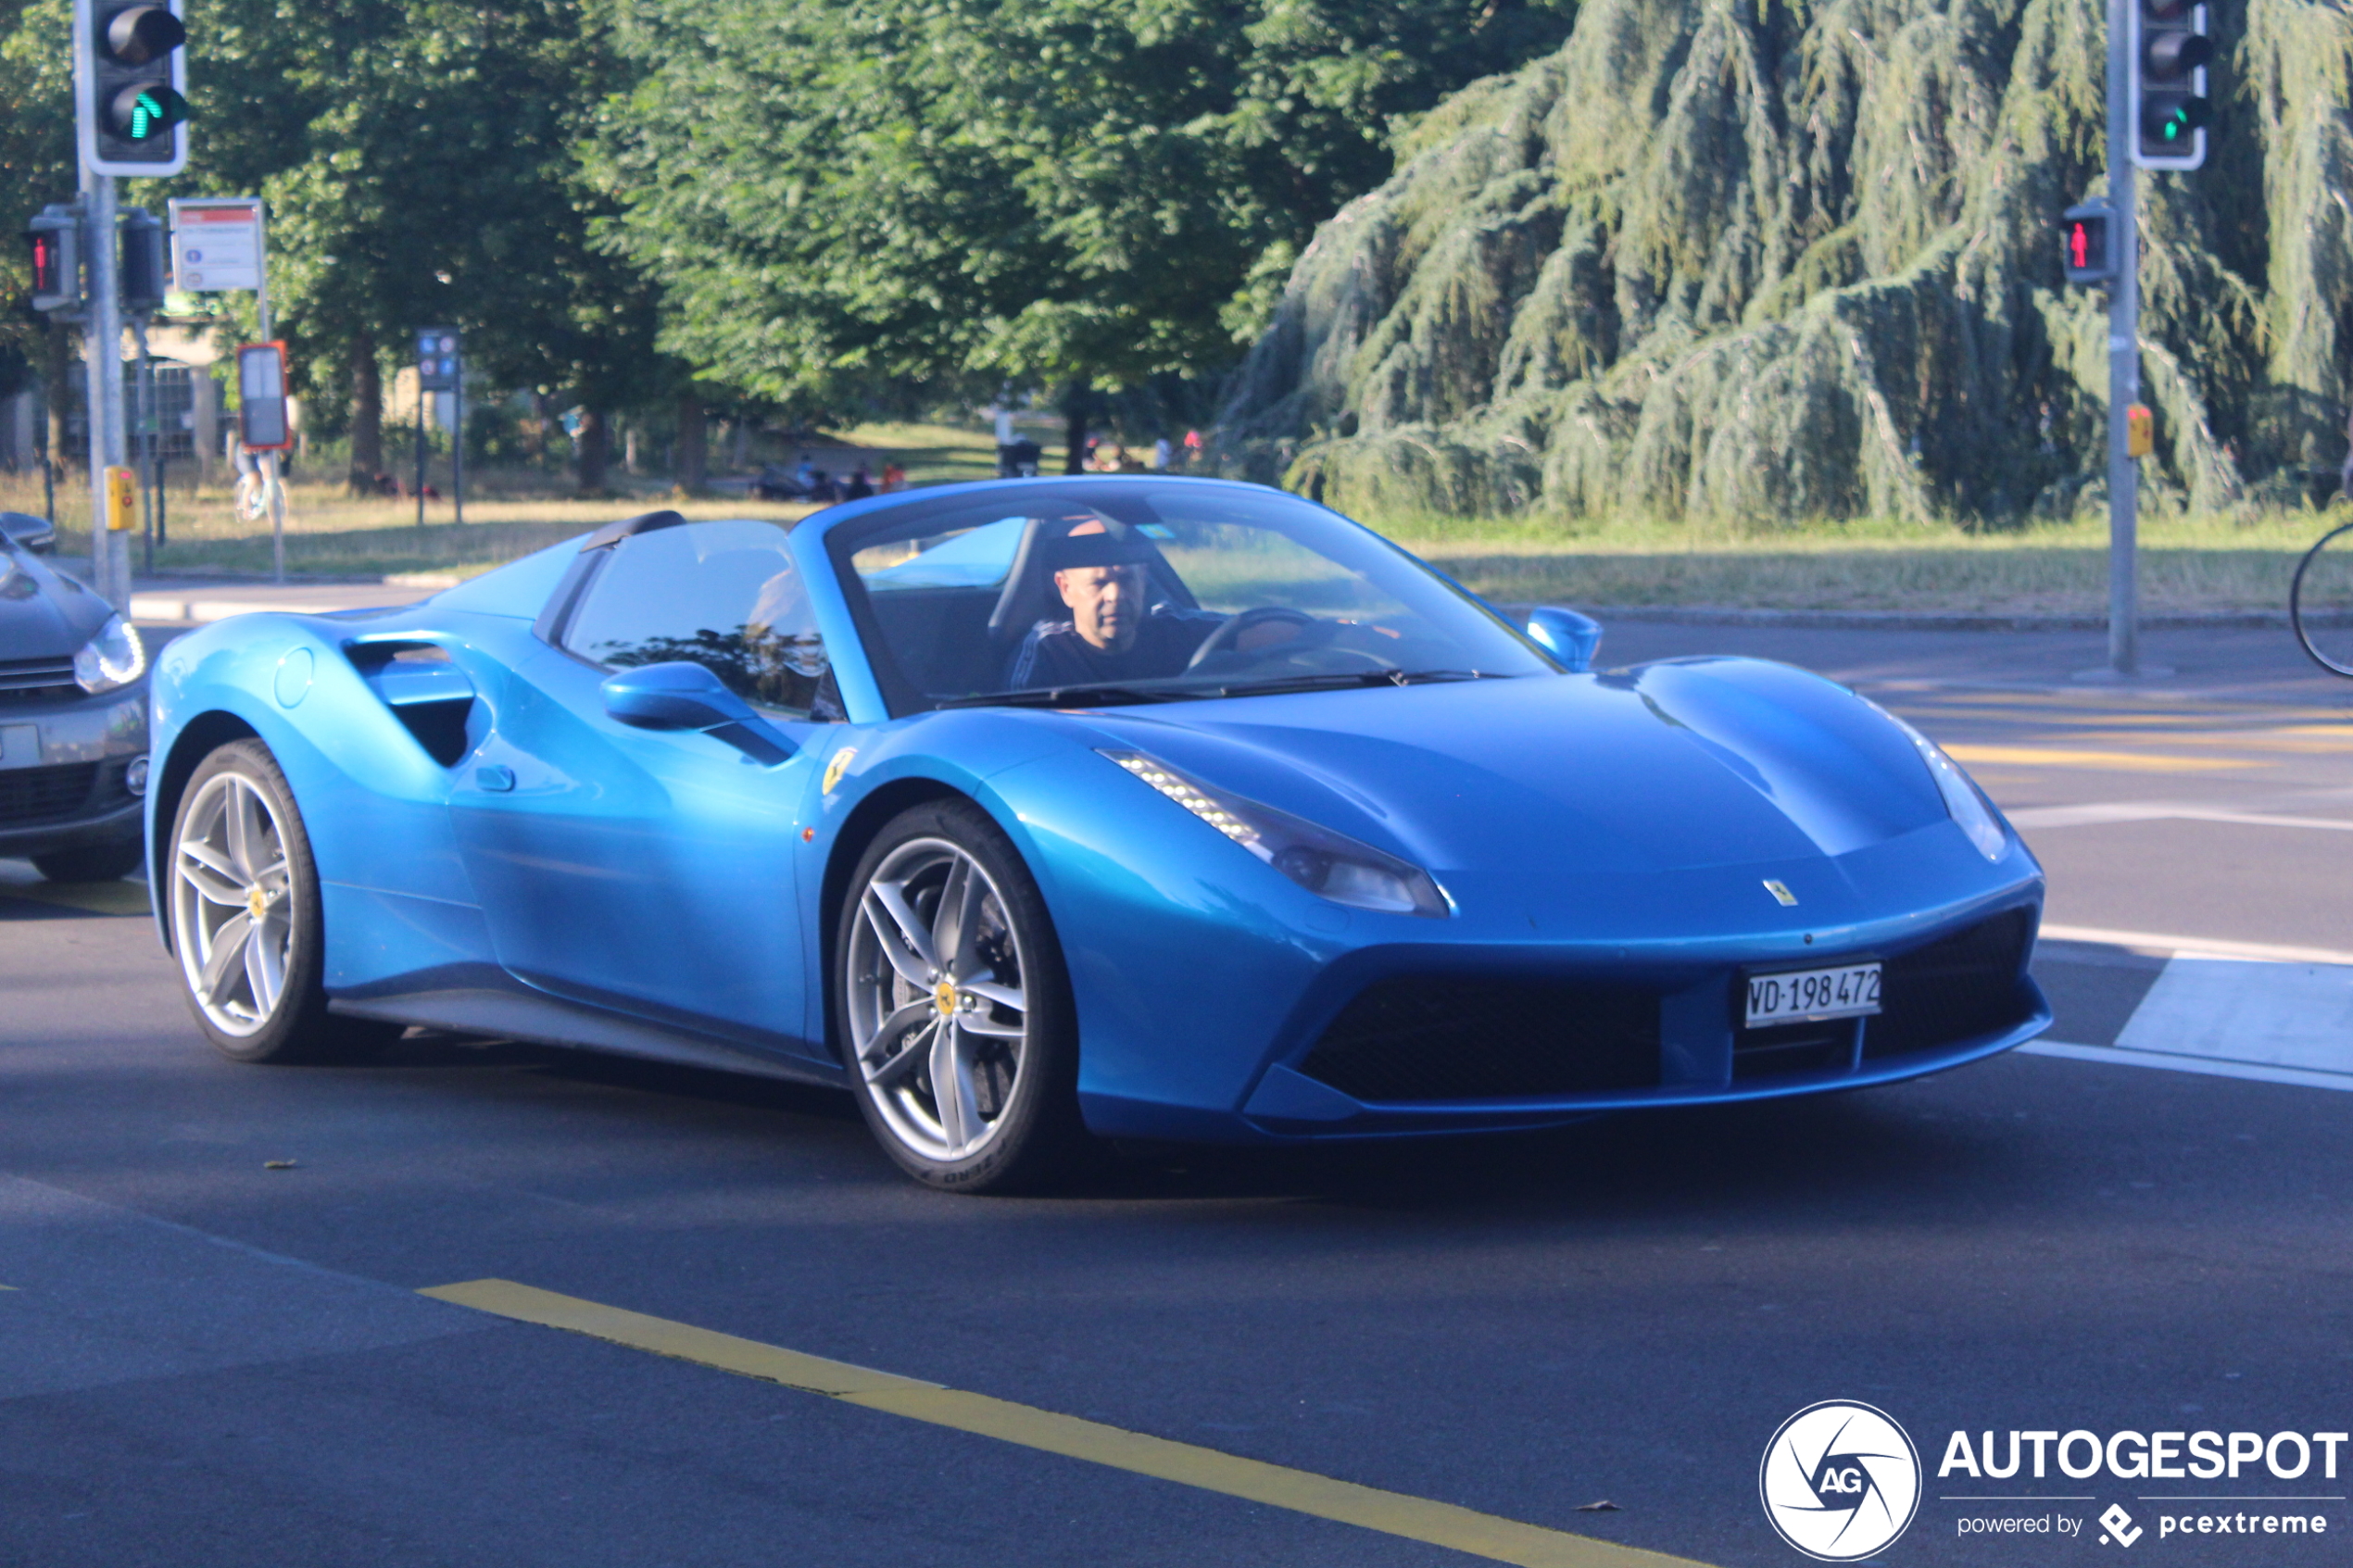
[148, 477, 2048, 1190]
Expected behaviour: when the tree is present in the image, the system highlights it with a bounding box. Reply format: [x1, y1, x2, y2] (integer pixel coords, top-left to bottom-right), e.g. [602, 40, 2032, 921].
[587, 0, 1577, 458]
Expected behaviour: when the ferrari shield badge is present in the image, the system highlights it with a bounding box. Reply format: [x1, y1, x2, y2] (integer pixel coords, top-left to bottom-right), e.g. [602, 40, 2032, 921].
[1762, 879, 1798, 907]
[822, 746, 857, 795]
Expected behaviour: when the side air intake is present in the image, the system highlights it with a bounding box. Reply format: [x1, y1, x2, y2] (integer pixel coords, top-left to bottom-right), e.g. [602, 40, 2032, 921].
[346, 641, 476, 766]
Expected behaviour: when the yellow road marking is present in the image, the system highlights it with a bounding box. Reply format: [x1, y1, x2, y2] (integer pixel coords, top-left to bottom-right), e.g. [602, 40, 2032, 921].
[420, 1279, 1705, 1568]
[1943, 745, 2260, 771]
[0, 880, 149, 916]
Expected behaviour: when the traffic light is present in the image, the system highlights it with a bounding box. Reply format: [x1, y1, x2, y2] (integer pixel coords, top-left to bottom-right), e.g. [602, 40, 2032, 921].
[24, 206, 83, 316]
[74, 0, 189, 176]
[118, 207, 166, 314]
[2132, 0, 2213, 169]
[2061, 202, 2114, 284]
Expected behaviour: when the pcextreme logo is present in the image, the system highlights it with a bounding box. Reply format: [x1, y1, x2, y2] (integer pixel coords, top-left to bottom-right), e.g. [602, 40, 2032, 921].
[1759, 1400, 1923, 1562]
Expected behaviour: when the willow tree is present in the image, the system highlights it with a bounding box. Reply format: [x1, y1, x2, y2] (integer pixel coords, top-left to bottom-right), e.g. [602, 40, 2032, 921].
[1215, 0, 2353, 525]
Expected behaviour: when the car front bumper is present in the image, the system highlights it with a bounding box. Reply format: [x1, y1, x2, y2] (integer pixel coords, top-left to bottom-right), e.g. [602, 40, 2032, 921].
[0, 684, 149, 859]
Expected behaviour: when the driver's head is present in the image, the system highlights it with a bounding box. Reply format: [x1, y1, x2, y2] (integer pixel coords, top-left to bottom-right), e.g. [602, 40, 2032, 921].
[1054, 563, 1145, 652]
[1044, 518, 1158, 653]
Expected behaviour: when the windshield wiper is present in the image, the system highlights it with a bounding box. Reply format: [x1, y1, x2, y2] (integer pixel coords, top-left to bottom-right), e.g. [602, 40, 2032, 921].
[1208, 669, 1509, 697]
[934, 683, 1192, 710]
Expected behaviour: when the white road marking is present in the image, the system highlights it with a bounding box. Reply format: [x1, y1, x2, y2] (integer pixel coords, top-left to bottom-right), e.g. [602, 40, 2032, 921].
[2039, 923, 2353, 966]
[2020, 1041, 2353, 1094]
[2112, 958, 2353, 1074]
[2008, 802, 2353, 834]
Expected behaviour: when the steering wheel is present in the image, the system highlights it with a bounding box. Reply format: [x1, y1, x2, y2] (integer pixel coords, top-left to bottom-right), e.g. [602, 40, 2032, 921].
[1185, 607, 1320, 671]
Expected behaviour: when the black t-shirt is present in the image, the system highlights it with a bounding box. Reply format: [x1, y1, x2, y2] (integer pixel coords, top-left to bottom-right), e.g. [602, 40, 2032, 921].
[1005, 609, 1218, 690]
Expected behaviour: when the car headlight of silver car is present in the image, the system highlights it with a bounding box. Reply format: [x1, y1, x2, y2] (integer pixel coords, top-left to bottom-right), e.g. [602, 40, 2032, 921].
[1099, 749, 1450, 918]
[73, 614, 146, 696]
[1893, 718, 2006, 860]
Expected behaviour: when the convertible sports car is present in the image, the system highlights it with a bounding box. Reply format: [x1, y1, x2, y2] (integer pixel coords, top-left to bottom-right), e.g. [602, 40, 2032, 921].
[147, 477, 2049, 1191]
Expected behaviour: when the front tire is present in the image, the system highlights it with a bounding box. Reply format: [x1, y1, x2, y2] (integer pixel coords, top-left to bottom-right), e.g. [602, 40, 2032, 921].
[836, 800, 1085, 1192]
[165, 739, 399, 1064]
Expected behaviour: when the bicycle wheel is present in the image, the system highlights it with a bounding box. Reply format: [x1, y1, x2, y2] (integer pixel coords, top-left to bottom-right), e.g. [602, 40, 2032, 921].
[2291, 520, 2353, 675]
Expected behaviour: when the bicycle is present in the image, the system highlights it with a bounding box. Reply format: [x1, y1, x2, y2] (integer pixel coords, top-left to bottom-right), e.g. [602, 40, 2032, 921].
[233, 462, 283, 524]
[2290, 507, 2353, 674]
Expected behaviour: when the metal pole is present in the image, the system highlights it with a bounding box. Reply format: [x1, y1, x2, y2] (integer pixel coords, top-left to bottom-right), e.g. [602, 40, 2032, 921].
[254, 205, 283, 584]
[415, 371, 426, 528]
[82, 172, 128, 611]
[451, 376, 463, 526]
[2106, 0, 2141, 677]
[132, 318, 153, 575]
[37, 365, 55, 523]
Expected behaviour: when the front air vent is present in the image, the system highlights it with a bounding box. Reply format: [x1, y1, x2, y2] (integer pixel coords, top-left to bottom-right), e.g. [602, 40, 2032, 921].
[346, 641, 476, 766]
[0, 762, 99, 825]
[0, 656, 79, 705]
[1862, 908, 2037, 1060]
[1299, 975, 1661, 1101]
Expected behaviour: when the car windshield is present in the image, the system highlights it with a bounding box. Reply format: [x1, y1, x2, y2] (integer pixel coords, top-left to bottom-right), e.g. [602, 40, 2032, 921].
[824, 480, 1555, 714]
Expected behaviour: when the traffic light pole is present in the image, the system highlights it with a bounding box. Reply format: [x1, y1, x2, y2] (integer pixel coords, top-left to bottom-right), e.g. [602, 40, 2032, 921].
[81, 170, 131, 613]
[2105, 0, 2141, 677]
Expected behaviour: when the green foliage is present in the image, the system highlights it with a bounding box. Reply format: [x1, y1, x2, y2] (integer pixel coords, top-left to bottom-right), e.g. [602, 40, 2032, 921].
[1216, 0, 2353, 527]
[0, 0, 670, 445]
[586, 0, 1578, 406]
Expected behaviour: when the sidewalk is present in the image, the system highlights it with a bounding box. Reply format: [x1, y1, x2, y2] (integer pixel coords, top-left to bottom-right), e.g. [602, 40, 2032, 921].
[127, 579, 445, 625]
[49, 560, 452, 625]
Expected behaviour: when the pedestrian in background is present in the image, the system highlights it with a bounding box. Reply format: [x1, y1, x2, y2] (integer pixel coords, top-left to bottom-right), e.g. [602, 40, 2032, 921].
[1151, 435, 1171, 470]
[881, 460, 907, 492]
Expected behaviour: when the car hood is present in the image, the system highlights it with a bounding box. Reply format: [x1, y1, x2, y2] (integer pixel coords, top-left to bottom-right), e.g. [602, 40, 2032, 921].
[1078, 658, 1949, 883]
[0, 549, 110, 660]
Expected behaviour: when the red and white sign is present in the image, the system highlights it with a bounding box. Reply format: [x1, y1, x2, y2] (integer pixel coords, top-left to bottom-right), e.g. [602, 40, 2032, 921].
[169, 198, 264, 294]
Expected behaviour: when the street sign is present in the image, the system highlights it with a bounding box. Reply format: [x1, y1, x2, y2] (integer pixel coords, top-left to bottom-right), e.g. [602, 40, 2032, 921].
[236, 342, 292, 451]
[415, 327, 461, 391]
[168, 197, 262, 292]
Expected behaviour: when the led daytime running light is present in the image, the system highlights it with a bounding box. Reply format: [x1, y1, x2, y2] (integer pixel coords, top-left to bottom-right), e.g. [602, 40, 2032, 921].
[1099, 748, 1449, 918]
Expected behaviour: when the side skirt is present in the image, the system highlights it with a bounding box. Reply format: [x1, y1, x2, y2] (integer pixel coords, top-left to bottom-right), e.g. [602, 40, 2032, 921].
[329, 987, 849, 1090]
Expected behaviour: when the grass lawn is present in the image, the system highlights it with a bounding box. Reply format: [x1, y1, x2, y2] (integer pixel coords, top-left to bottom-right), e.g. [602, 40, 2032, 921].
[6, 420, 2338, 616]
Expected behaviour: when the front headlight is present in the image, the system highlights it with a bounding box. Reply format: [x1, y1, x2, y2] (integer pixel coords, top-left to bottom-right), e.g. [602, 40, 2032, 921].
[1100, 748, 1450, 918]
[1894, 718, 2006, 860]
[73, 614, 146, 696]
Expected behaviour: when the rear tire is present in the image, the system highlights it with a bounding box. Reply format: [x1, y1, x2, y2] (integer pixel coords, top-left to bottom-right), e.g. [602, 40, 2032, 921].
[165, 739, 399, 1064]
[31, 839, 143, 884]
[835, 799, 1086, 1193]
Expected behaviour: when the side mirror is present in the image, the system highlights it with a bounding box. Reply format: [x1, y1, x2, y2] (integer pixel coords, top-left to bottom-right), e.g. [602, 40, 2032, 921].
[1525, 606, 1603, 672]
[601, 661, 797, 766]
[1, 511, 58, 555]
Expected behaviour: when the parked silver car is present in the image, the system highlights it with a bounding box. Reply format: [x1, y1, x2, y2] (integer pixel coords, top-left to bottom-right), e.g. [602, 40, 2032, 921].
[0, 512, 150, 882]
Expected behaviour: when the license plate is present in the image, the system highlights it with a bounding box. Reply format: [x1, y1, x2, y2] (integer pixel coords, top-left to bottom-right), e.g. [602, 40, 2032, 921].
[1744, 961, 1881, 1028]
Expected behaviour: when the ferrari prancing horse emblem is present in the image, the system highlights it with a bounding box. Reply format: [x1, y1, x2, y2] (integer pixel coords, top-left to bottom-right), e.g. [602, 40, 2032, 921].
[1763, 879, 1798, 906]
[823, 746, 857, 794]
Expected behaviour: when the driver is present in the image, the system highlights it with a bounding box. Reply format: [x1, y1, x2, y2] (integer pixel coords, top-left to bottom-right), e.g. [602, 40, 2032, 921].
[1005, 522, 1218, 689]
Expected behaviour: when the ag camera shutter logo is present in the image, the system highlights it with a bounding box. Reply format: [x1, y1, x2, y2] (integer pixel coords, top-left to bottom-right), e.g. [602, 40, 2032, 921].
[1760, 1400, 1922, 1561]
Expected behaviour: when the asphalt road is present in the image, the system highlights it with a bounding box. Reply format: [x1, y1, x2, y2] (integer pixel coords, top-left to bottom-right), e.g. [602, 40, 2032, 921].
[3, 617, 2348, 1568]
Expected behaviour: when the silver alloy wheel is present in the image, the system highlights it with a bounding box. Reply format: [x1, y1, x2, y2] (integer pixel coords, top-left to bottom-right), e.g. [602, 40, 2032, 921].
[845, 836, 1031, 1163]
[170, 770, 296, 1037]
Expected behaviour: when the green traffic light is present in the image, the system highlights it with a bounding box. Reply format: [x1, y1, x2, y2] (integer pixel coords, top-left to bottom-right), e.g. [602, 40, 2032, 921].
[105, 81, 186, 140]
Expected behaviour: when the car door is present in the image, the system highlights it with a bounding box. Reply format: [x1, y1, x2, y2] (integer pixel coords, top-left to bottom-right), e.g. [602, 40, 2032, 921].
[450, 518, 842, 1060]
